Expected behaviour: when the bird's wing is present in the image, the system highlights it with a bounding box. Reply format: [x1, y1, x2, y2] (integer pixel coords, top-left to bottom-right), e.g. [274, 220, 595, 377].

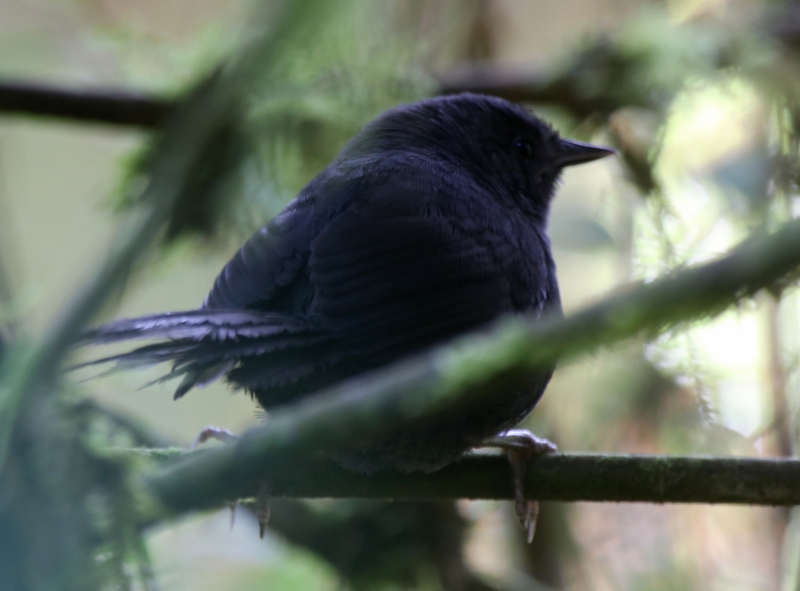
[216, 166, 539, 406]
[306, 194, 517, 367]
[203, 194, 320, 311]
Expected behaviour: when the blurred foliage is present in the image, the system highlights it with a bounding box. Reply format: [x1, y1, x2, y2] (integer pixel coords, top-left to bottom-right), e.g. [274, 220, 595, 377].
[112, 0, 436, 244]
[266, 499, 467, 590]
[0, 374, 157, 590]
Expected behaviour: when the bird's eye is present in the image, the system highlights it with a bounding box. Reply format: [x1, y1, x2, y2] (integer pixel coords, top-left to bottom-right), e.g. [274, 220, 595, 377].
[515, 139, 534, 158]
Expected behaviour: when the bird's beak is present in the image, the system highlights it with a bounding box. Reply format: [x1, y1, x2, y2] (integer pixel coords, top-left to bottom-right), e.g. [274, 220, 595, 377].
[557, 139, 616, 168]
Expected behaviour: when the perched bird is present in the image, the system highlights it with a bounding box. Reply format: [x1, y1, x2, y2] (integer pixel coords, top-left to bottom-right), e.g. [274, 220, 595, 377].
[80, 93, 612, 477]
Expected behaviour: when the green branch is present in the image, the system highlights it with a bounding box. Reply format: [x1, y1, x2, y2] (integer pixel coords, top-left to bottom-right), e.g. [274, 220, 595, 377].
[142, 218, 800, 516]
[130, 451, 800, 507]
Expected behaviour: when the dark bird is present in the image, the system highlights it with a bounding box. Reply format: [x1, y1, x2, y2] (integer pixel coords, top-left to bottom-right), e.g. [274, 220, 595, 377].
[79, 93, 612, 477]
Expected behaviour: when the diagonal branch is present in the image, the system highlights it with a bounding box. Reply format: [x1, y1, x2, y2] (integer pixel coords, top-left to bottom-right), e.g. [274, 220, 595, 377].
[142, 218, 800, 517]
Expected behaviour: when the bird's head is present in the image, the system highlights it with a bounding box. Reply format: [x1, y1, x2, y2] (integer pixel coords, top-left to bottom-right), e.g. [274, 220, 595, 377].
[342, 93, 614, 219]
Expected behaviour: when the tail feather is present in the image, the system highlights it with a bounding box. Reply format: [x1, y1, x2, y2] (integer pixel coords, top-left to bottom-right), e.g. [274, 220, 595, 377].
[79, 309, 313, 343]
[75, 309, 336, 401]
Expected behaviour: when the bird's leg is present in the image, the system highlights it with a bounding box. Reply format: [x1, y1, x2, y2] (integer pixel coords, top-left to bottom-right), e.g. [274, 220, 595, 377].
[256, 481, 270, 539]
[190, 427, 242, 529]
[228, 502, 237, 531]
[190, 425, 239, 449]
[478, 429, 557, 543]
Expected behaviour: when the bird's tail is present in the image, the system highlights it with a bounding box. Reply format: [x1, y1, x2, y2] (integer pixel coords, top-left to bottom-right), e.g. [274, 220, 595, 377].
[74, 309, 336, 401]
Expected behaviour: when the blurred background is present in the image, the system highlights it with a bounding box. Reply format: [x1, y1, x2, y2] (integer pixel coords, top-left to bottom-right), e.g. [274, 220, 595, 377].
[2, 0, 800, 589]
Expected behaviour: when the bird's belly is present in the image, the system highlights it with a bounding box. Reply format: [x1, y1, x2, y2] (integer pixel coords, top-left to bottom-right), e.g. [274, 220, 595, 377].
[328, 366, 554, 474]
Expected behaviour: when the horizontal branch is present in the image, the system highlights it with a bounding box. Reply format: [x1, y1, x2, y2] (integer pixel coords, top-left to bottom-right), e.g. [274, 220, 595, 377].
[0, 66, 614, 128]
[142, 218, 800, 517]
[129, 449, 800, 506]
[0, 80, 172, 128]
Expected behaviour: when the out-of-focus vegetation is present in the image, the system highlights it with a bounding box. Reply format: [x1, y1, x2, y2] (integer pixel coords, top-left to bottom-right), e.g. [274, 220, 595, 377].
[2, 0, 800, 590]
[113, 1, 438, 242]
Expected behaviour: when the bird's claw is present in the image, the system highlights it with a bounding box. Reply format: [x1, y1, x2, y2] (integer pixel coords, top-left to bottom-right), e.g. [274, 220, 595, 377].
[508, 448, 540, 543]
[190, 425, 239, 449]
[519, 499, 539, 544]
[478, 429, 556, 543]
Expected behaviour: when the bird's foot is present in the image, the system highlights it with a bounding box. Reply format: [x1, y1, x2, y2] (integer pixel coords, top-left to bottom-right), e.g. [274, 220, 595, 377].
[190, 427, 243, 530]
[189, 428, 270, 538]
[478, 429, 557, 543]
[190, 425, 239, 449]
[481, 429, 557, 455]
